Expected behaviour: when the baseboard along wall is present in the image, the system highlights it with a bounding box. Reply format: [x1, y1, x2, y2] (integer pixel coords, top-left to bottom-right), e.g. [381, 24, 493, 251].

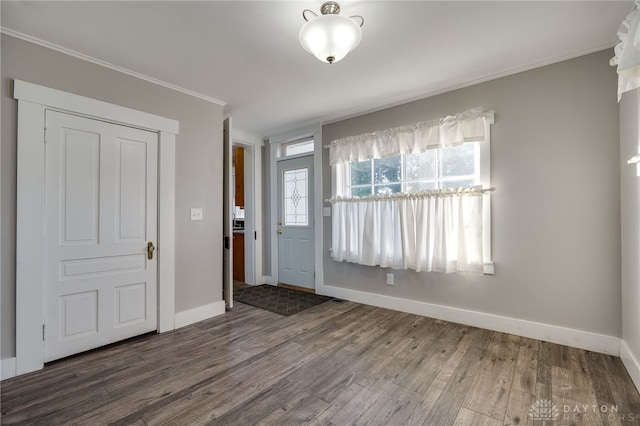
[174, 301, 226, 329]
[319, 284, 621, 356]
[620, 340, 640, 393]
[1, 357, 17, 380]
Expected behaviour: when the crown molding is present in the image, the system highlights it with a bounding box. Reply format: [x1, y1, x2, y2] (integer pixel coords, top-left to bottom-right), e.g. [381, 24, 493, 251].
[1, 27, 227, 107]
[320, 43, 616, 127]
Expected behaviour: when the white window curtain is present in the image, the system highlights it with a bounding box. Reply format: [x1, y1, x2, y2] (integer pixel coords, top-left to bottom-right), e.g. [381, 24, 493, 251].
[329, 187, 492, 274]
[329, 109, 494, 275]
[611, 1, 640, 101]
[329, 108, 489, 166]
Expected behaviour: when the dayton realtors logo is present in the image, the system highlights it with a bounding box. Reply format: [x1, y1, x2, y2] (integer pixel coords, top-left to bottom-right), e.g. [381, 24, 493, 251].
[529, 399, 639, 423]
[528, 399, 560, 425]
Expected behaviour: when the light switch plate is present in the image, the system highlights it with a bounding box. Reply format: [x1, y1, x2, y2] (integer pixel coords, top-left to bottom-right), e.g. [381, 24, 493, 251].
[190, 208, 203, 221]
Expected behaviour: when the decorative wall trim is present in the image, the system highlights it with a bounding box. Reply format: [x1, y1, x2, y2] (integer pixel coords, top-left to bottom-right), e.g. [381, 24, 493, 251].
[319, 284, 621, 356]
[1, 27, 226, 107]
[158, 132, 176, 333]
[621, 340, 640, 393]
[174, 301, 226, 329]
[1, 357, 17, 381]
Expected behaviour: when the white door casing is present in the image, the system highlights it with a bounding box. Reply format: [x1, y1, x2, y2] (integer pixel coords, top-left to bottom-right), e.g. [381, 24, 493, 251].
[44, 111, 158, 362]
[267, 126, 322, 290]
[277, 155, 315, 289]
[223, 117, 233, 308]
[15, 80, 178, 375]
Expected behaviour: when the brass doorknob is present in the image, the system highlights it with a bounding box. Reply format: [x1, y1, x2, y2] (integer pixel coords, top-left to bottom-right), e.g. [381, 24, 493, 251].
[276, 229, 283, 235]
[146, 242, 155, 260]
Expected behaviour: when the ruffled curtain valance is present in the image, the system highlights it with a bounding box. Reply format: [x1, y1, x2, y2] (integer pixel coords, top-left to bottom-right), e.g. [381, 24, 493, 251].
[328, 108, 493, 166]
[611, 1, 640, 101]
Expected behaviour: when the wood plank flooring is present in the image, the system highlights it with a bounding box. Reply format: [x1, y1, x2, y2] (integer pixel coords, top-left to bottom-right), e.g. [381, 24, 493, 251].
[2, 300, 640, 425]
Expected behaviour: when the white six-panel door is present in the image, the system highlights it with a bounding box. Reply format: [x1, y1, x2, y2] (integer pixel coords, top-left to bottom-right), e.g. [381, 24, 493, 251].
[44, 110, 158, 362]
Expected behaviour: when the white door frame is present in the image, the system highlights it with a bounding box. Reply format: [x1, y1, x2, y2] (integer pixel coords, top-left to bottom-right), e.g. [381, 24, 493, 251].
[233, 129, 264, 286]
[240, 143, 256, 284]
[267, 125, 323, 290]
[223, 118, 233, 309]
[231, 134, 263, 286]
[14, 80, 179, 375]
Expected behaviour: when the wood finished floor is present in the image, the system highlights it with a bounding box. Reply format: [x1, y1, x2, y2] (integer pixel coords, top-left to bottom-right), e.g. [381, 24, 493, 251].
[2, 300, 640, 425]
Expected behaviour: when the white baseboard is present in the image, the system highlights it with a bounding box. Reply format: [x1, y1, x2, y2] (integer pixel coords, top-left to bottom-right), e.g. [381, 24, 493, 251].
[263, 275, 276, 285]
[1, 357, 17, 381]
[620, 340, 640, 392]
[319, 285, 620, 356]
[174, 301, 226, 329]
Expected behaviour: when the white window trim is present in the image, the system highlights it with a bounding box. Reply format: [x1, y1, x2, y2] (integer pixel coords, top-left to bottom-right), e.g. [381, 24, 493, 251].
[331, 113, 494, 274]
[14, 80, 178, 376]
[480, 114, 494, 274]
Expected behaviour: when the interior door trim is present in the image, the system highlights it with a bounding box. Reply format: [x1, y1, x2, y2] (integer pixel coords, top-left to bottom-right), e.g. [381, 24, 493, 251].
[267, 125, 323, 290]
[14, 80, 179, 376]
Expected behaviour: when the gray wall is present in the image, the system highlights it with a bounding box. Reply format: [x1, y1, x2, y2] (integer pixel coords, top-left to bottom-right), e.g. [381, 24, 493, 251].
[621, 88, 640, 361]
[1, 35, 224, 359]
[322, 50, 622, 337]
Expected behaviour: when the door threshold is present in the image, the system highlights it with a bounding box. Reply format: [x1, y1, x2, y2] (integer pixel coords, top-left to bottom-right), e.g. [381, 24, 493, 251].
[278, 282, 315, 294]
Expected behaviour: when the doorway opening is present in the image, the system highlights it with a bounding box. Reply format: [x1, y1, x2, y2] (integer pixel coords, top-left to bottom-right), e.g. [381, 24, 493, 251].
[268, 133, 319, 294]
[232, 143, 259, 288]
[276, 154, 315, 291]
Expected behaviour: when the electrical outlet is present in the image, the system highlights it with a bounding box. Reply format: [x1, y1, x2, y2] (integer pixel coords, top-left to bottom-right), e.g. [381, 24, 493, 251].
[190, 208, 203, 221]
[386, 273, 394, 285]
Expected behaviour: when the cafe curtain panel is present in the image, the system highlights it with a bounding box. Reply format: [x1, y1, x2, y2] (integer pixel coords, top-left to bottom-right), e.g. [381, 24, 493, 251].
[329, 187, 490, 275]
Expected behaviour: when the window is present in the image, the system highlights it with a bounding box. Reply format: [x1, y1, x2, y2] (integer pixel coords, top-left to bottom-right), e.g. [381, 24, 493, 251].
[347, 142, 480, 197]
[283, 167, 309, 226]
[329, 110, 494, 274]
[281, 138, 314, 157]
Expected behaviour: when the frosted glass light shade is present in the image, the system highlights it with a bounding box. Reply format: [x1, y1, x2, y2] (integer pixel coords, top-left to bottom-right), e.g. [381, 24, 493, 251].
[299, 14, 362, 64]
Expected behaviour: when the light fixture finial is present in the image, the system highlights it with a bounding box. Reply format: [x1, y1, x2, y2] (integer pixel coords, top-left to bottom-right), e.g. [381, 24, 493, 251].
[320, 1, 341, 15]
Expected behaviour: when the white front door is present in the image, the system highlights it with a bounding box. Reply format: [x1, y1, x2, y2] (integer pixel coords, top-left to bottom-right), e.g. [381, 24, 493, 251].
[44, 110, 158, 362]
[277, 155, 315, 289]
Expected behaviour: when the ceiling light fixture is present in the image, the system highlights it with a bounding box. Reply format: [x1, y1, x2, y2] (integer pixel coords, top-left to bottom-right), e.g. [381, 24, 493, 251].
[299, 1, 364, 64]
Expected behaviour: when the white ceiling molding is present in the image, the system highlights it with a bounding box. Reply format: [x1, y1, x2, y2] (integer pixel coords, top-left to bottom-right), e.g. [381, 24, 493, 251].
[1, 27, 227, 107]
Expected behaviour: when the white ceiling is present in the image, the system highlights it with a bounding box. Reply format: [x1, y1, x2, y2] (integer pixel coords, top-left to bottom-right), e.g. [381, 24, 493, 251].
[1, 1, 632, 137]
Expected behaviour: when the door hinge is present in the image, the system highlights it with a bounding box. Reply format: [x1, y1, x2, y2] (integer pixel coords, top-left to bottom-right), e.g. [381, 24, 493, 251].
[42, 324, 45, 341]
[44, 128, 47, 143]
[255, 231, 257, 240]
[224, 236, 231, 250]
